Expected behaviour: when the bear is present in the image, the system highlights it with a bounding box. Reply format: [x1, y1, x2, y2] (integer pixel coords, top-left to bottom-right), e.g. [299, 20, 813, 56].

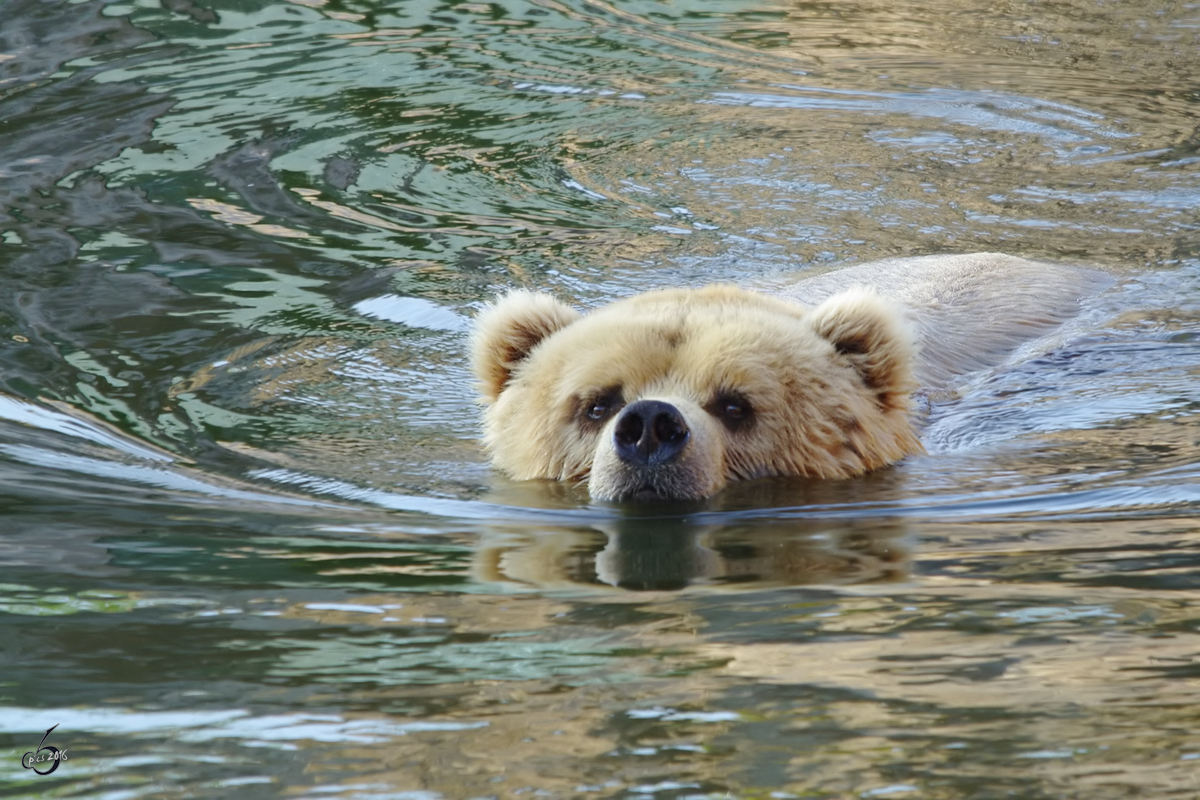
[470, 253, 1111, 502]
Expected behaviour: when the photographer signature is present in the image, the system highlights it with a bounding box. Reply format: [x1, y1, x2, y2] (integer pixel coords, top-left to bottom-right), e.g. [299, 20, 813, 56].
[21, 724, 68, 775]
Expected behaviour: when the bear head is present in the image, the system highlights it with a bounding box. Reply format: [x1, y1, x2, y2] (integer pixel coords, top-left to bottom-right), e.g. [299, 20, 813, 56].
[470, 284, 922, 502]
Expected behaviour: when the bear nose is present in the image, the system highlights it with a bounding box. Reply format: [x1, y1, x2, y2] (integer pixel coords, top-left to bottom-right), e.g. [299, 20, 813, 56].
[612, 400, 690, 466]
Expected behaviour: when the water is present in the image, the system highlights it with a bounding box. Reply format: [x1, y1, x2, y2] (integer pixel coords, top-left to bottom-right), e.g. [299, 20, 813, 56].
[2, 0, 1199, 797]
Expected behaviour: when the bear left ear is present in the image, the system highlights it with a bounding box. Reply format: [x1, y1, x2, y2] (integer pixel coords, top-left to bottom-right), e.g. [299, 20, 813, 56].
[471, 290, 581, 402]
[808, 286, 916, 408]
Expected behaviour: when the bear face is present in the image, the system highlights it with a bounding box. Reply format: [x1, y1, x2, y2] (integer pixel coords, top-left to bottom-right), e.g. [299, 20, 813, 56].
[471, 284, 923, 502]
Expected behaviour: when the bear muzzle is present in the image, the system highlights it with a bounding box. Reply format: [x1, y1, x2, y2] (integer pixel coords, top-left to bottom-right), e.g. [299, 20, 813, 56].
[612, 399, 690, 467]
[588, 397, 725, 502]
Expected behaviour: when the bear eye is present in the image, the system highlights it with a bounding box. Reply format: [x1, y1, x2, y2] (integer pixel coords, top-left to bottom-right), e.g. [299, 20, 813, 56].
[707, 390, 754, 432]
[587, 400, 612, 420]
[576, 386, 624, 429]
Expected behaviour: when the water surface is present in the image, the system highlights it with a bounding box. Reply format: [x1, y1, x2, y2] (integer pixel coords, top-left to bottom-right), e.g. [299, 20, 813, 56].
[2, 0, 1199, 797]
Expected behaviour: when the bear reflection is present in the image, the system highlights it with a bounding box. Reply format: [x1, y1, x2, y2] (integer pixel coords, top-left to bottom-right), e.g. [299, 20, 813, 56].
[473, 479, 912, 591]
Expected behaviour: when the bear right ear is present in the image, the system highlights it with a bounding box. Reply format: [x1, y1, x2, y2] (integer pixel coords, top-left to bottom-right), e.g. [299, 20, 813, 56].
[471, 290, 581, 402]
[808, 286, 917, 410]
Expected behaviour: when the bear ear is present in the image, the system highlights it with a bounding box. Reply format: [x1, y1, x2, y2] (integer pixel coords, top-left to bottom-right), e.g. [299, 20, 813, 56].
[808, 286, 916, 407]
[471, 290, 581, 402]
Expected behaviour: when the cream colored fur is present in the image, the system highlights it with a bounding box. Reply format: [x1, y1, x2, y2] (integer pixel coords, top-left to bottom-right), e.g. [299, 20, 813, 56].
[471, 252, 1108, 502]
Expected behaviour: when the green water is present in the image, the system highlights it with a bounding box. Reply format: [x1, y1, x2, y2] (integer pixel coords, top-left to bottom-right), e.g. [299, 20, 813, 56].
[2, 0, 1199, 797]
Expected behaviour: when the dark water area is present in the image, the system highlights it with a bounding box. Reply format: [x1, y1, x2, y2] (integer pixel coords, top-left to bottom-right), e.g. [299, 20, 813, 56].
[2, 0, 1199, 797]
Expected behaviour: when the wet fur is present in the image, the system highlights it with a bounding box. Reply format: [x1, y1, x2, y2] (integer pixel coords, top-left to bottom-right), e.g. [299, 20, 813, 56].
[471, 253, 1107, 501]
[472, 283, 922, 500]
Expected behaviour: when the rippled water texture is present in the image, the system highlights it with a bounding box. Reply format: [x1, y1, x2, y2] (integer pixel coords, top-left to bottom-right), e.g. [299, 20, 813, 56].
[2, 0, 1199, 797]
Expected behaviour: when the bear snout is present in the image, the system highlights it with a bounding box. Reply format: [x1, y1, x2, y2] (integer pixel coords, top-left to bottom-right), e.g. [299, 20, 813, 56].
[612, 399, 690, 467]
